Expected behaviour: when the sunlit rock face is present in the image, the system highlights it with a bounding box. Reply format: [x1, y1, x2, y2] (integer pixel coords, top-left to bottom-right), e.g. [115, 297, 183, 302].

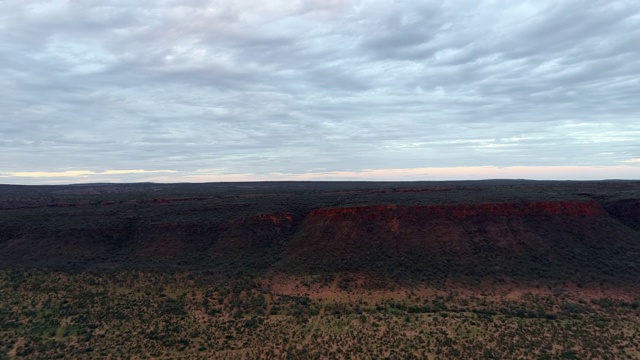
[282, 201, 630, 281]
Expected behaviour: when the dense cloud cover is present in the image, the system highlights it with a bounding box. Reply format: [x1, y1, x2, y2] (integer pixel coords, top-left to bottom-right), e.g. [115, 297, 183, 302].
[1, 0, 639, 183]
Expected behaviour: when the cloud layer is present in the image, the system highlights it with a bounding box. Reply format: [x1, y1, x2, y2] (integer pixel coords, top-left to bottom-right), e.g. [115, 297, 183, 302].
[1, 0, 639, 183]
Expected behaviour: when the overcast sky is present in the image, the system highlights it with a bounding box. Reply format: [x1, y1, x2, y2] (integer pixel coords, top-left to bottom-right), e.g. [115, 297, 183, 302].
[1, 0, 639, 184]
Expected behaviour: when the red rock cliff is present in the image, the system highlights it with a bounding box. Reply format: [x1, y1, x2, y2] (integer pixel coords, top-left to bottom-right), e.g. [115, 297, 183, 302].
[281, 201, 621, 277]
[305, 201, 606, 222]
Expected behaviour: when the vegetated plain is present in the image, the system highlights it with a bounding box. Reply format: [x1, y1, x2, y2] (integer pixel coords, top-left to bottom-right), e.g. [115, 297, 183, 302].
[0, 180, 639, 359]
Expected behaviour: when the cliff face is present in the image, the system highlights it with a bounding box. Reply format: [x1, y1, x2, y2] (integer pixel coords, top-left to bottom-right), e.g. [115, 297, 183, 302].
[305, 201, 606, 220]
[279, 201, 637, 281]
[0, 192, 639, 282]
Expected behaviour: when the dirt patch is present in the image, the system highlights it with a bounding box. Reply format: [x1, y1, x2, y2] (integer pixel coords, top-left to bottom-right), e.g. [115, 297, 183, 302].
[265, 273, 640, 304]
[8, 337, 24, 357]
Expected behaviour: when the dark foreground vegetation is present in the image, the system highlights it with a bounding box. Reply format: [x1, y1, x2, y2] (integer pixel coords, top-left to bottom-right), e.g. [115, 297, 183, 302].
[1, 180, 639, 358]
[1, 270, 639, 359]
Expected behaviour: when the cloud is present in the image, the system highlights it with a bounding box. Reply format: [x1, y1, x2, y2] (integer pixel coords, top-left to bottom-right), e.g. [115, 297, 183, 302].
[1, 171, 96, 178]
[102, 169, 177, 175]
[1, 169, 176, 178]
[1, 0, 639, 183]
[2, 165, 639, 185]
[264, 165, 640, 181]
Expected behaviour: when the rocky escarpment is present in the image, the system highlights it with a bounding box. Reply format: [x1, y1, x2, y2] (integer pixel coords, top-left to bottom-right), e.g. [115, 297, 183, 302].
[0, 187, 639, 283]
[304, 201, 606, 220]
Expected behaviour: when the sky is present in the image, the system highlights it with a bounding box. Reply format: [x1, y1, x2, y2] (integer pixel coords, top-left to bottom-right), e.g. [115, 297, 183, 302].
[1, 0, 639, 184]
